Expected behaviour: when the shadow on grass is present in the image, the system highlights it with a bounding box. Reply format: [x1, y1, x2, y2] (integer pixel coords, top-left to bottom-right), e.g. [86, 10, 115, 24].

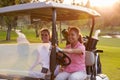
[0, 40, 17, 44]
[0, 39, 40, 44]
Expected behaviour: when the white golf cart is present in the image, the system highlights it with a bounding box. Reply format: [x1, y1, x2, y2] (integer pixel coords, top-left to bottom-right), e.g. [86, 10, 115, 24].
[0, 2, 109, 80]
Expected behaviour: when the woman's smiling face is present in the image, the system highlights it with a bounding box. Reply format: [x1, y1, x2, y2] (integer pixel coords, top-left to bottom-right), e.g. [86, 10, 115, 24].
[41, 31, 50, 43]
[68, 30, 79, 44]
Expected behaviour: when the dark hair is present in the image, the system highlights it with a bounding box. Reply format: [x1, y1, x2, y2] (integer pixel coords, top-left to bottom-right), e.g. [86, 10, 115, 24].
[68, 27, 83, 44]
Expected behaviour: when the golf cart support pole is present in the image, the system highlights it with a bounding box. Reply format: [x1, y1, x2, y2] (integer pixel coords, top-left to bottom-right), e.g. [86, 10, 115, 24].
[86, 17, 97, 80]
[50, 8, 57, 80]
[86, 17, 95, 51]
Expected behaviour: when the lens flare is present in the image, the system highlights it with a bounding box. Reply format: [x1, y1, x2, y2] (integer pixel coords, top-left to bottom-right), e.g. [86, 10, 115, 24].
[63, 0, 117, 7]
[90, 0, 117, 7]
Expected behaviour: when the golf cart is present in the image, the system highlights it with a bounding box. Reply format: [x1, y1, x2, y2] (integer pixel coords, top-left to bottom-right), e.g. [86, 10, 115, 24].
[0, 2, 109, 80]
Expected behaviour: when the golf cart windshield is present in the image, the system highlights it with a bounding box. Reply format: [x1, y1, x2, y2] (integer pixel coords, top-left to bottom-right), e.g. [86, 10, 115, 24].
[0, 2, 100, 80]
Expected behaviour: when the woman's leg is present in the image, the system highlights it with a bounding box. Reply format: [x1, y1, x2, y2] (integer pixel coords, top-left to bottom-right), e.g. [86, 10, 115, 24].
[55, 72, 70, 80]
[68, 71, 87, 80]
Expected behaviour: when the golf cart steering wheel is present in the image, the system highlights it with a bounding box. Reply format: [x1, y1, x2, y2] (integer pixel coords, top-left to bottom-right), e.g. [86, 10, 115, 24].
[56, 51, 71, 66]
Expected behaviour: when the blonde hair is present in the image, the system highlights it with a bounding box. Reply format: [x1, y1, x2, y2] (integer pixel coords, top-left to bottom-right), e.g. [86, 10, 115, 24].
[40, 28, 50, 36]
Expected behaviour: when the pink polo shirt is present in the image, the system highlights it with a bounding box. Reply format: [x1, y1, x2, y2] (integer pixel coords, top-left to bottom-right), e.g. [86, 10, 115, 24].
[64, 42, 86, 73]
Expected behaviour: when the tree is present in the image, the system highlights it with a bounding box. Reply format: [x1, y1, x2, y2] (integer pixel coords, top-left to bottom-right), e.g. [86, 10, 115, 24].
[0, 0, 16, 40]
[0, 0, 32, 41]
[30, 19, 51, 37]
[85, 0, 91, 8]
[95, 1, 120, 29]
[15, 0, 31, 4]
[31, 0, 64, 3]
[0, 16, 5, 30]
[0, 0, 15, 7]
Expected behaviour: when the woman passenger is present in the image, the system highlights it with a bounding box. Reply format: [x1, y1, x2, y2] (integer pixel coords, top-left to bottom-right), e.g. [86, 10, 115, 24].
[29, 28, 51, 79]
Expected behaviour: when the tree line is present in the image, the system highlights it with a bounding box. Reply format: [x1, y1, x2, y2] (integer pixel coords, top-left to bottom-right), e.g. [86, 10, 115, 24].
[94, 1, 120, 29]
[0, 0, 120, 41]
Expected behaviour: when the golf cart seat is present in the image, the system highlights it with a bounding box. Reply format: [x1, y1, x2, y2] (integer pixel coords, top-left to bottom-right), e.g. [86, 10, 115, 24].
[85, 51, 95, 66]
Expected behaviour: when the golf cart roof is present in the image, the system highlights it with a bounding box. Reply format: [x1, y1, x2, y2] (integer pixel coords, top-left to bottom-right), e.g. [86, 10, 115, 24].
[0, 2, 100, 21]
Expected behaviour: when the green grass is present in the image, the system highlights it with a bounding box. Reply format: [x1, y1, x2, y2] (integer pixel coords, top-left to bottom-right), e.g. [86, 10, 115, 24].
[0, 29, 40, 44]
[0, 29, 120, 80]
[98, 38, 120, 47]
[0, 30, 17, 44]
[96, 38, 120, 80]
[22, 28, 40, 43]
[98, 46, 120, 80]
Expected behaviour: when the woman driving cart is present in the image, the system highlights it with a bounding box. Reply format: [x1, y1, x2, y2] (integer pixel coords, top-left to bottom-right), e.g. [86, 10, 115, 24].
[55, 27, 87, 80]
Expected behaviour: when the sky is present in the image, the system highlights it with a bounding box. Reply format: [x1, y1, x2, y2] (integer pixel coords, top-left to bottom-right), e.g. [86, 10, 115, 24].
[63, 0, 118, 7]
[37, 0, 118, 7]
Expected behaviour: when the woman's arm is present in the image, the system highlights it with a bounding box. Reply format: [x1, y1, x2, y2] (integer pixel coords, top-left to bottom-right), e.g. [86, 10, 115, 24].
[29, 52, 40, 71]
[62, 48, 83, 54]
[56, 45, 84, 54]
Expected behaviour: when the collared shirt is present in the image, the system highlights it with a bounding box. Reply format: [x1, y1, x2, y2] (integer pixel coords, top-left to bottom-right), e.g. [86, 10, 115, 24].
[64, 42, 86, 73]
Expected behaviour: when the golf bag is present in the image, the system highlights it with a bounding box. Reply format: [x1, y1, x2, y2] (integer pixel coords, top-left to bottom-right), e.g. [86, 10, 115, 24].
[85, 36, 109, 80]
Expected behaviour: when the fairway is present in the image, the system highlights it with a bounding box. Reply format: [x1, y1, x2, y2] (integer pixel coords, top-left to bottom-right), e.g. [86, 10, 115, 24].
[97, 38, 120, 80]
